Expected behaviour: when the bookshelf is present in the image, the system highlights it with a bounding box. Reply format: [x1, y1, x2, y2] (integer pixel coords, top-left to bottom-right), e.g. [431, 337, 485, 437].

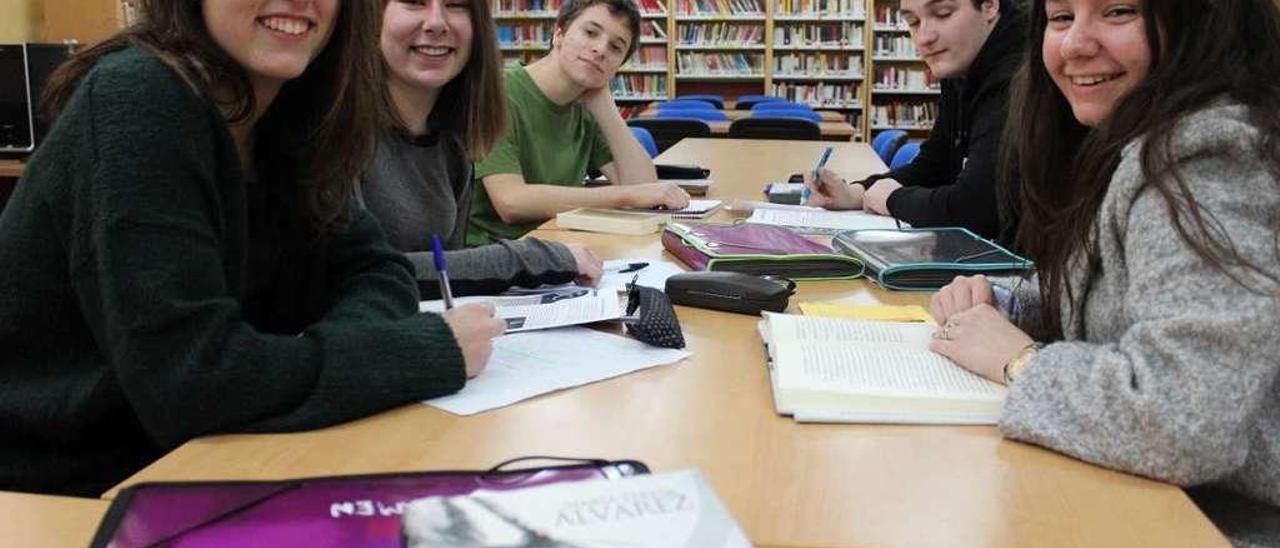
[490, 0, 940, 140]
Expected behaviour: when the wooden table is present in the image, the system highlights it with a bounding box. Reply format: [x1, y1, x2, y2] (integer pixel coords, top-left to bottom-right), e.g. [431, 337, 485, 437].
[0, 160, 23, 179]
[703, 120, 856, 140]
[0, 492, 109, 548]
[107, 139, 1226, 546]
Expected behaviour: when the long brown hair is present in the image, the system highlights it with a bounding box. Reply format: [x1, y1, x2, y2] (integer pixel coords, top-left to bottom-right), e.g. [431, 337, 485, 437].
[382, 0, 507, 158]
[1002, 0, 1280, 337]
[43, 0, 387, 231]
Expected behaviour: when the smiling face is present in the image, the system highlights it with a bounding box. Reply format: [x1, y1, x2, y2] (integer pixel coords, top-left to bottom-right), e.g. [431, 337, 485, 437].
[381, 0, 474, 95]
[551, 4, 632, 89]
[202, 0, 338, 87]
[899, 0, 999, 78]
[1042, 0, 1151, 126]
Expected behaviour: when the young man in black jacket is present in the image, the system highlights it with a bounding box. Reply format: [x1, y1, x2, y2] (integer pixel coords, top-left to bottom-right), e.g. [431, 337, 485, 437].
[805, 0, 1024, 242]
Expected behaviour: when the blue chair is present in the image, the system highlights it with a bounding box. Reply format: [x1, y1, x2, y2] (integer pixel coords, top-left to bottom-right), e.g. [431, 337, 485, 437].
[734, 95, 787, 110]
[890, 142, 921, 169]
[872, 130, 908, 164]
[729, 117, 821, 140]
[630, 126, 658, 158]
[627, 118, 712, 153]
[676, 94, 725, 109]
[653, 109, 728, 121]
[751, 110, 822, 123]
[751, 102, 815, 114]
[656, 99, 717, 111]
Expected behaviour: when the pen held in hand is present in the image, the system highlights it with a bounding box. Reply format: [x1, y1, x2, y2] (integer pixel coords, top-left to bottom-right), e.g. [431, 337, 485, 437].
[431, 234, 455, 310]
[801, 146, 834, 204]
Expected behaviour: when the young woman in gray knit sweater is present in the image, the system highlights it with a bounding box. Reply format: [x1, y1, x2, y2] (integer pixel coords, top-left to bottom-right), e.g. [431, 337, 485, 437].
[362, 0, 604, 298]
[927, 0, 1280, 544]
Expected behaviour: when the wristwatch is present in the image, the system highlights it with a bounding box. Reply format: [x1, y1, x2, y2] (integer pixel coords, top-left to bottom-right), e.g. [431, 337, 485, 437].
[1003, 343, 1043, 384]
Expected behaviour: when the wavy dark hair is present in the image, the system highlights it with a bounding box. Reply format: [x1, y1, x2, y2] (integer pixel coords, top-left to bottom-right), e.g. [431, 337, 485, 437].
[381, 0, 506, 159]
[42, 0, 387, 231]
[1002, 0, 1280, 338]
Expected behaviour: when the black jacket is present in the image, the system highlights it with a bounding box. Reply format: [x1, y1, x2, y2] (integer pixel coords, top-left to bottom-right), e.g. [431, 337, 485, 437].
[863, 1, 1025, 242]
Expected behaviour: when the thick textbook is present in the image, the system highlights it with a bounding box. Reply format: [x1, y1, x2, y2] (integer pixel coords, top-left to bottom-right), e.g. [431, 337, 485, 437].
[760, 313, 1006, 424]
[661, 221, 863, 280]
[401, 469, 750, 548]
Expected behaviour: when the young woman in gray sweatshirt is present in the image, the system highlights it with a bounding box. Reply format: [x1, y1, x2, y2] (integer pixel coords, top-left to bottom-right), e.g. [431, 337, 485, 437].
[361, 0, 602, 299]
[927, 0, 1280, 544]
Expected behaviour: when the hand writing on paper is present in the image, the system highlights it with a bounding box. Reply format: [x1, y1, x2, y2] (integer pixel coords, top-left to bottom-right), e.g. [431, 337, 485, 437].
[803, 167, 865, 210]
[443, 303, 506, 378]
[566, 243, 603, 287]
[624, 182, 690, 210]
[862, 178, 903, 216]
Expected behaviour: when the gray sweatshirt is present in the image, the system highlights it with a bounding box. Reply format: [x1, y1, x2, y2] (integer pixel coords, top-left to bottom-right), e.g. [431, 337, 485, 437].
[358, 131, 578, 298]
[998, 103, 1280, 546]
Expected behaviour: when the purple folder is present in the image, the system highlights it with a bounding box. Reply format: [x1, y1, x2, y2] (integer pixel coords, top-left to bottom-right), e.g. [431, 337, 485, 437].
[91, 458, 648, 548]
[661, 221, 864, 280]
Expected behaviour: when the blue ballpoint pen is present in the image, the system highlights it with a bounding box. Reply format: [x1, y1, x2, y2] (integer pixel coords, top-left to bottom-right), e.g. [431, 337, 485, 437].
[800, 146, 834, 205]
[431, 234, 455, 310]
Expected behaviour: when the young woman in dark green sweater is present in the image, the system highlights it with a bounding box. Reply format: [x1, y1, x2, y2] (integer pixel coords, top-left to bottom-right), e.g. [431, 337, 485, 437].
[0, 0, 504, 497]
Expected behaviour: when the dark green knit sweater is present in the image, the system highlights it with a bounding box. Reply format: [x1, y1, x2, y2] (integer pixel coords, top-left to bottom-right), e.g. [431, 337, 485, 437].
[0, 48, 466, 496]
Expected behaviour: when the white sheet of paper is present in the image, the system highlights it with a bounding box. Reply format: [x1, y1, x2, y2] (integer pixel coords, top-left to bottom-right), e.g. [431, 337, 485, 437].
[600, 258, 686, 293]
[747, 208, 906, 234]
[419, 289, 621, 332]
[424, 327, 690, 415]
[624, 199, 722, 218]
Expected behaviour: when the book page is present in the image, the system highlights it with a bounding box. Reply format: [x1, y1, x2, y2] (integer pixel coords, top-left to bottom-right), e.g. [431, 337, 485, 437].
[420, 289, 621, 333]
[766, 313, 935, 347]
[780, 344, 1003, 398]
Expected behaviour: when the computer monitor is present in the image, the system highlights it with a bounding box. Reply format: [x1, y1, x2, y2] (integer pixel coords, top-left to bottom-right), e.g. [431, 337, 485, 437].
[0, 44, 35, 154]
[24, 43, 76, 149]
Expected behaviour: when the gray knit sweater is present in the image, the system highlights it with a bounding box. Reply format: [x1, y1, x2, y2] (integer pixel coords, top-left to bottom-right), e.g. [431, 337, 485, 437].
[999, 103, 1280, 546]
[358, 132, 578, 298]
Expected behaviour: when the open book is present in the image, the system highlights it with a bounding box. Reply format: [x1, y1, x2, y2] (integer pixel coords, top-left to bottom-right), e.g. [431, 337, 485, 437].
[760, 313, 1005, 424]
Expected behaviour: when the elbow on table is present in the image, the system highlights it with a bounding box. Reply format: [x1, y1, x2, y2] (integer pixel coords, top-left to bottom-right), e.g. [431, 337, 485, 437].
[1131, 417, 1251, 487]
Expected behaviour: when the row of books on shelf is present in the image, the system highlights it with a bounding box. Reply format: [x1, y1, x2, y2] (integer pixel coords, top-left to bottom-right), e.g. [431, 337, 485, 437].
[676, 52, 763, 74]
[674, 0, 765, 16]
[870, 100, 936, 129]
[770, 81, 862, 108]
[677, 22, 766, 45]
[611, 74, 669, 98]
[774, 21, 862, 47]
[641, 19, 668, 39]
[627, 45, 669, 67]
[873, 35, 920, 58]
[774, 52, 863, 76]
[497, 23, 551, 47]
[873, 66, 938, 91]
[775, 0, 865, 17]
[634, 0, 668, 15]
[493, 0, 561, 15]
[873, 5, 908, 26]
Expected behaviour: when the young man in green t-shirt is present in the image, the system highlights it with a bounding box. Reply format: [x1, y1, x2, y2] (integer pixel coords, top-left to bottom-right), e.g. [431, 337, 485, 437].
[469, 0, 690, 245]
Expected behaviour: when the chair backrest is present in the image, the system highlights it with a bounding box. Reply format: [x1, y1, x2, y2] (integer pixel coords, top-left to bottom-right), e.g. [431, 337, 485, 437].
[751, 101, 814, 113]
[752, 110, 822, 123]
[871, 130, 908, 164]
[734, 95, 787, 110]
[656, 99, 718, 111]
[626, 118, 713, 153]
[675, 94, 725, 109]
[890, 142, 921, 169]
[629, 126, 659, 158]
[653, 109, 728, 121]
[727, 117, 822, 141]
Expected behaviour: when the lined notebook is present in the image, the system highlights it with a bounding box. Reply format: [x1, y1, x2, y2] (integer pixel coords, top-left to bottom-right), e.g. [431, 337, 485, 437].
[746, 208, 905, 234]
[760, 313, 1005, 424]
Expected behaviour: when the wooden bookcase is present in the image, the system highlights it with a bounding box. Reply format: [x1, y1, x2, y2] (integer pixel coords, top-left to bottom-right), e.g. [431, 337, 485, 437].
[493, 0, 939, 141]
[39, 0, 135, 44]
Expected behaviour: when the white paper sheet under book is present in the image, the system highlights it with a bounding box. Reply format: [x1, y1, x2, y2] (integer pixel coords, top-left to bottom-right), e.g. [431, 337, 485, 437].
[424, 327, 689, 415]
[419, 289, 621, 332]
[747, 207, 907, 234]
[402, 469, 750, 548]
[600, 258, 686, 293]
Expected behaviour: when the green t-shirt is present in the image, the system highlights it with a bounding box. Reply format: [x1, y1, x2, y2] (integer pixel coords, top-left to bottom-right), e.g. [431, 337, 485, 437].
[468, 66, 614, 245]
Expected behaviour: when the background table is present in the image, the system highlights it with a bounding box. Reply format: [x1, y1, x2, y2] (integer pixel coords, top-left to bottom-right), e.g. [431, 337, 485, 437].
[108, 139, 1226, 547]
